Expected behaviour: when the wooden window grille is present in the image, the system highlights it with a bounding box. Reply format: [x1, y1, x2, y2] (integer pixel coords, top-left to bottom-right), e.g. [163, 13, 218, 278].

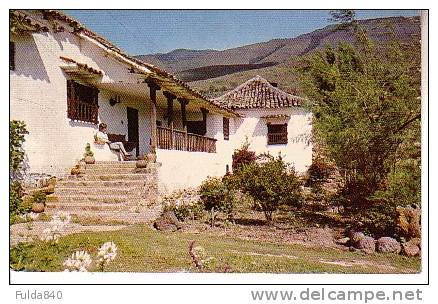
[67, 80, 99, 124]
[223, 117, 230, 140]
[267, 123, 288, 145]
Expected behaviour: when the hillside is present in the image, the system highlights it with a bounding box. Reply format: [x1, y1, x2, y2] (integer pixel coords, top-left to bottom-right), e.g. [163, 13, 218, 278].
[135, 16, 420, 97]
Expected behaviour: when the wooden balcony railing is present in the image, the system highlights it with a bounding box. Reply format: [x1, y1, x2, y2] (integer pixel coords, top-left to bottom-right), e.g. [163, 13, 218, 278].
[157, 126, 217, 153]
[267, 132, 288, 145]
[67, 99, 99, 124]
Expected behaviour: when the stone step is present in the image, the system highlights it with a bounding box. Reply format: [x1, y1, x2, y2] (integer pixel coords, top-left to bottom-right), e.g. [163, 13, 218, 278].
[57, 180, 148, 188]
[46, 202, 128, 212]
[93, 161, 137, 166]
[54, 187, 140, 196]
[47, 194, 136, 204]
[83, 168, 138, 174]
[66, 173, 153, 181]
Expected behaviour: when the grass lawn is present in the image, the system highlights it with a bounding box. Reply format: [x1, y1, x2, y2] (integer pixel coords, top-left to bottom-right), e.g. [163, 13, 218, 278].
[10, 224, 420, 273]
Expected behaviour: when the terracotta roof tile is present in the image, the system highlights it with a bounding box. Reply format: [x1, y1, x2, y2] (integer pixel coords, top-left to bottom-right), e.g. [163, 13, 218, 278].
[214, 76, 305, 109]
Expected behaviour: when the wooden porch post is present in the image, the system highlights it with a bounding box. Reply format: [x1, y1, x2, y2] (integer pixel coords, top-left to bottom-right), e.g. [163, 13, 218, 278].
[148, 82, 160, 153]
[179, 98, 189, 151]
[164, 91, 176, 149]
[163, 91, 176, 127]
[201, 107, 209, 136]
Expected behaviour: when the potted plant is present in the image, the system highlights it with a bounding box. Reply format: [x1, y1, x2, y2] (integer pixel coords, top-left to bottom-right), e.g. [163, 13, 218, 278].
[146, 152, 156, 163]
[136, 155, 148, 168]
[31, 190, 46, 213]
[84, 143, 95, 164]
[71, 164, 81, 175]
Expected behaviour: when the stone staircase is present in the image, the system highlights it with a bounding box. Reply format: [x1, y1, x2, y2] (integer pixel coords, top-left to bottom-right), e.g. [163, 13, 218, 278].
[46, 161, 162, 224]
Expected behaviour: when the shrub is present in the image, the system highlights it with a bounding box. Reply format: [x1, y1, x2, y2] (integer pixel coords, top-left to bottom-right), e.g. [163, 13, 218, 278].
[10, 181, 23, 221]
[233, 157, 303, 223]
[231, 139, 256, 171]
[199, 177, 236, 225]
[162, 188, 204, 221]
[164, 201, 205, 222]
[32, 191, 47, 205]
[306, 156, 335, 187]
[10, 120, 28, 178]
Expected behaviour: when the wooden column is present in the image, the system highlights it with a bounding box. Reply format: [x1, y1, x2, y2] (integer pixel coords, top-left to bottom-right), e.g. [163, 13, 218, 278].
[201, 107, 209, 136]
[179, 98, 189, 151]
[163, 91, 176, 127]
[148, 82, 160, 153]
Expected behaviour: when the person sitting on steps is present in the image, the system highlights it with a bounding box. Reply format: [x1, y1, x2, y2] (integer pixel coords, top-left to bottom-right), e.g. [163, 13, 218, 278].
[95, 122, 132, 161]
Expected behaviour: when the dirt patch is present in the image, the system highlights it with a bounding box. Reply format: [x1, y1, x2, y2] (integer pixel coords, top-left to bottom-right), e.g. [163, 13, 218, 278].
[231, 250, 298, 260]
[10, 221, 126, 246]
[318, 259, 398, 272]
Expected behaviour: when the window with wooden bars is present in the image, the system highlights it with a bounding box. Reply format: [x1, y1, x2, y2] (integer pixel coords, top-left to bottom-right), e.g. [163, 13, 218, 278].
[10, 41, 15, 71]
[223, 117, 230, 140]
[267, 123, 288, 145]
[67, 80, 99, 124]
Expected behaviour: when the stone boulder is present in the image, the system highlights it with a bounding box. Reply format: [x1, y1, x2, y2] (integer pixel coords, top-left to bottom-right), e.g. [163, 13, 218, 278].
[402, 238, 421, 257]
[349, 231, 365, 245]
[396, 205, 421, 239]
[153, 211, 182, 232]
[376, 237, 401, 254]
[355, 236, 376, 254]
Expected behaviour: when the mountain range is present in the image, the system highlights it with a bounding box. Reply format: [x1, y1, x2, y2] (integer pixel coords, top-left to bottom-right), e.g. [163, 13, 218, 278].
[134, 16, 420, 97]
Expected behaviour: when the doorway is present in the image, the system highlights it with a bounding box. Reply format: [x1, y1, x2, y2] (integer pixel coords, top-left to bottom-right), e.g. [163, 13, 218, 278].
[127, 107, 139, 157]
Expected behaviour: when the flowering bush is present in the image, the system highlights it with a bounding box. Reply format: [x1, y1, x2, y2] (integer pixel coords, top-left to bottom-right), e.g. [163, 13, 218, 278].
[231, 139, 256, 171]
[63, 251, 92, 272]
[97, 241, 118, 271]
[63, 241, 118, 272]
[40, 211, 71, 244]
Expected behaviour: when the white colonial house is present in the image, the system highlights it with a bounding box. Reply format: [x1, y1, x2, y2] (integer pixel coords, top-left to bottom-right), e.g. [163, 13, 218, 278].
[10, 10, 312, 195]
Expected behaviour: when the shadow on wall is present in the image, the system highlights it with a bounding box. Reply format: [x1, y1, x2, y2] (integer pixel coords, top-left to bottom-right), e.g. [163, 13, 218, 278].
[14, 33, 50, 82]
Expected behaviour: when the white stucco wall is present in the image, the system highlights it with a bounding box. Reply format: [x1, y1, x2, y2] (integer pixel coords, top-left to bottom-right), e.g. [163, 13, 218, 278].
[231, 108, 313, 173]
[10, 22, 153, 177]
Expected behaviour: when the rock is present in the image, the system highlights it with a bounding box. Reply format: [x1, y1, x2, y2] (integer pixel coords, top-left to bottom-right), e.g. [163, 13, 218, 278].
[355, 236, 376, 254]
[336, 237, 350, 245]
[396, 205, 421, 239]
[350, 232, 365, 245]
[402, 238, 421, 257]
[376, 237, 401, 254]
[136, 159, 148, 169]
[153, 211, 182, 232]
[31, 202, 45, 213]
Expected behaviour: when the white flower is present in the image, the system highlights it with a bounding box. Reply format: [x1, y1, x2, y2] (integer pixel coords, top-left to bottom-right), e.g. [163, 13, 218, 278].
[51, 211, 71, 229]
[97, 241, 118, 265]
[63, 250, 92, 272]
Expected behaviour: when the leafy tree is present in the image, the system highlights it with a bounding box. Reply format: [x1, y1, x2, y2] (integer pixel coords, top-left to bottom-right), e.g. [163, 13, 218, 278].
[297, 10, 421, 235]
[234, 157, 302, 223]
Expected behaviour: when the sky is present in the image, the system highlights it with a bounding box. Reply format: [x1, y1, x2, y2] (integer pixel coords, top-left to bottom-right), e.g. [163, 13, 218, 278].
[64, 10, 419, 55]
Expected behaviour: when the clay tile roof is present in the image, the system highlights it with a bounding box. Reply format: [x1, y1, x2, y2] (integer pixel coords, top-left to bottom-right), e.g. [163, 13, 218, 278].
[214, 75, 305, 110]
[60, 56, 103, 75]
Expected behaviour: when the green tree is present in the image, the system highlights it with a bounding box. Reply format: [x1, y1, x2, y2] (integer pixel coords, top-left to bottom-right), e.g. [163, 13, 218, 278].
[298, 11, 421, 234]
[234, 157, 302, 223]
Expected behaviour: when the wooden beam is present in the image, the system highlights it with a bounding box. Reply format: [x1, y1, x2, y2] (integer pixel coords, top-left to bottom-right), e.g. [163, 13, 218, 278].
[148, 82, 160, 153]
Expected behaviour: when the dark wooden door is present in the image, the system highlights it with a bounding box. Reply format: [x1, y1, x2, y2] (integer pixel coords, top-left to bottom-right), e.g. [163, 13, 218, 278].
[127, 107, 139, 156]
